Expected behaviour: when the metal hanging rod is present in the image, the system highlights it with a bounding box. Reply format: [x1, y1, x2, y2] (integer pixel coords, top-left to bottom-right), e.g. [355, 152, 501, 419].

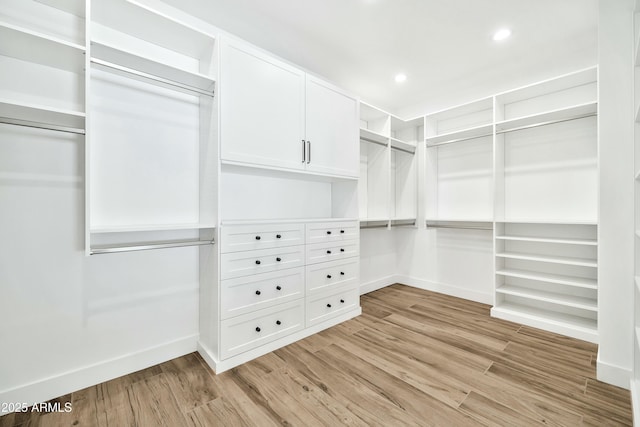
[390, 145, 416, 155]
[91, 58, 215, 98]
[360, 223, 389, 229]
[426, 132, 493, 148]
[360, 136, 388, 147]
[496, 112, 596, 135]
[90, 239, 215, 255]
[426, 222, 493, 231]
[0, 117, 85, 135]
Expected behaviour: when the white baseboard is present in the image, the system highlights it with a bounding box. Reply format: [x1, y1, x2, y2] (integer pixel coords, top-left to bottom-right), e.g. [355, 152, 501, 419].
[0, 334, 197, 412]
[597, 350, 632, 390]
[359, 275, 397, 295]
[198, 308, 361, 374]
[395, 275, 493, 305]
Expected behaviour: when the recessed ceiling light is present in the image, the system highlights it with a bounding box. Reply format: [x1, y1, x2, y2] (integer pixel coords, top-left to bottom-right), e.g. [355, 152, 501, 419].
[395, 73, 407, 83]
[493, 28, 512, 41]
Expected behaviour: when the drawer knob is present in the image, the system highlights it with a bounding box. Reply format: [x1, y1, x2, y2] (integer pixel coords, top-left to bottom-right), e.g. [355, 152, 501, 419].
[276, 257, 282, 262]
[326, 231, 332, 235]
[340, 299, 345, 304]
[255, 236, 261, 240]
[340, 248, 345, 252]
[255, 327, 261, 332]
[255, 260, 261, 265]
[276, 285, 282, 291]
[327, 275, 332, 279]
[327, 303, 332, 308]
[340, 230, 345, 234]
[326, 250, 331, 254]
[255, 290, 261, 295]
[340, 272, 345, 276]
[276, 234, 282, 239]
[276, 320, 281, 325]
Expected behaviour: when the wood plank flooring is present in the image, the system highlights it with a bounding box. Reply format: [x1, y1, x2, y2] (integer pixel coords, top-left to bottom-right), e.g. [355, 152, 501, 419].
[1, 284, 632, 426]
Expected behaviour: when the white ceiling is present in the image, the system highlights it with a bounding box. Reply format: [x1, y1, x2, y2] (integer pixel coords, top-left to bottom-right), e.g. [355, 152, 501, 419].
[163, 0, 598, 116]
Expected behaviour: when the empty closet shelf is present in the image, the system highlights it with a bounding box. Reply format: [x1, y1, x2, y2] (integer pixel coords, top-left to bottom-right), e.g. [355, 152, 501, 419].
[496, 269, 597, 289]
[359, 128, 389, 145]
[90, 238, 214, 255]
[0, 100, 85, 133]
[495, 101, 597, 134]
[496, 285, 597, 311]
[425, 123, 492, 146]
[91, 42, 215, 96]
[495, 235, 597, 245]
[491, 303, 597, 336]
[496, 251, 597, 267]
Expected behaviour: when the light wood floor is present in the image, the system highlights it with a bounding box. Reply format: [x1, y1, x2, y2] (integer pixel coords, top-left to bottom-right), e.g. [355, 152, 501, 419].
[1, 284, 632, 426]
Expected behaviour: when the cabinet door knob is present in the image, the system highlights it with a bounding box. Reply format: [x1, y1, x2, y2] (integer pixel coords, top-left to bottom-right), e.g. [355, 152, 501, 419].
[340, 248, 345, 252]
[276, 285, 282, 291]
[326, 231, 332, 235]
[276, 320, 281, 325]
[255, 290, 261, 295]
[327, 275, 332, 279]
[327, 303, 332, 308]
[255, 260, 261, 265]
[276, 257, 282, 262]
[256, 327, 261, 332]
[326, 250, 331, 254]
[276, 234, 282, 239]
[340, 230, 345, 234]
[255, 236, 261, 240]
[340, 299, 345, 304]
[340, 272, 345, 275]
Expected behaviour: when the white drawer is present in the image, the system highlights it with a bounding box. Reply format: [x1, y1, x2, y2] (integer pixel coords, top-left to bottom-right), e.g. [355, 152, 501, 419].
[306, 221, 359, 245]
[306, 258, 359, 295]
[220, 300, 304, 359]
[305, 241, 359, 265]
[306, 287, 360, 327]
[220, 223, 305, 253]
[220, 267, 305, 319]
[221, 245, 305, 280]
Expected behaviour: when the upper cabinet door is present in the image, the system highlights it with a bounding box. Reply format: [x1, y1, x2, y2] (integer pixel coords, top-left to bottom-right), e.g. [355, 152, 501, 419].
[305, 75, 359, 178]
[220, 39, 306, 171]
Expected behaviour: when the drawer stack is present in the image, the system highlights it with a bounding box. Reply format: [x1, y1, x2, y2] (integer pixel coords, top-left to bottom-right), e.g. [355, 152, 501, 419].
[219, 220, 359, 361]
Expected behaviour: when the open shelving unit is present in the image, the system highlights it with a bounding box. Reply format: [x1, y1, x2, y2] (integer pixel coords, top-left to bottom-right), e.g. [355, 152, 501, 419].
[0, 1, 86, 134]
[87, 0, 218, 255]
[490, 68, 598, 341]
[359, 103, 419, 228]
[425, 97, 494, 226]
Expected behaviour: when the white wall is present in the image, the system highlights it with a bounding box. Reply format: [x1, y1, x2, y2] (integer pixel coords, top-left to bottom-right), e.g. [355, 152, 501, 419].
[597, 0, 635, 389]
[0, 124, 199, 406]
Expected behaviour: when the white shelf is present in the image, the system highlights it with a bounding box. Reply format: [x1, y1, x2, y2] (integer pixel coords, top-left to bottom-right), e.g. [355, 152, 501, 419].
[90, 223, 216, 233]
[360, 128, 388, 145]
[359, 217, 389, 222]
[496, 251, 597, 267]
[496, 285, 597, 312]
[495, 101, 597, 134]
[91, 42, 215, 95]
[425, 123, 492, 146]
[497, 219, 598, 225]
[496, 67, 597, 104]
[390, 137, 416, 152]
[221, 218, 359, 226]
[0, 21, 85, 72]
[491, 303, 597, 343]
[92, 0, 215, 60]
[426, 217, 493, 223]
[35, 0, 85, 17]
[0, 98, 85, 132]
[495, 235, 597, 246]
[496, 269, 597, 290]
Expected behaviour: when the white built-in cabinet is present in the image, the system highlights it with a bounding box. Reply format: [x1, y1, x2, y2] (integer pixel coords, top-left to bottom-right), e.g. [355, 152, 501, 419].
[359, 102, 420, 228]
[220, 39, 358, 178]
[198, 36, 361, 373]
